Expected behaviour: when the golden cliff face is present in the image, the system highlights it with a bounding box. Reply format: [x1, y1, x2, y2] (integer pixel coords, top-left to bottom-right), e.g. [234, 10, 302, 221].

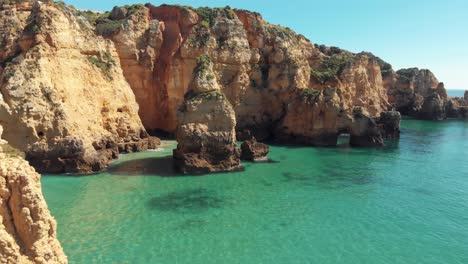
[173, 55, 241, 173]
[0, 2, 158, 174]
[0, 129, 67, 264]
[100, 5, 392, 142]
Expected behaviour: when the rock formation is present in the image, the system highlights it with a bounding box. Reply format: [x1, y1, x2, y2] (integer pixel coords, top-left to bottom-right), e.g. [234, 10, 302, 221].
[240, 137, 269, 162]
[173, 55, 241, 174]
[0, 126, 67, 264]
[377, 111, 401, 139]
[385, 68, 450, 120]
[0, 1, 159, 174]
[96, 4, 393, 141]
[446, 91, 468, 118]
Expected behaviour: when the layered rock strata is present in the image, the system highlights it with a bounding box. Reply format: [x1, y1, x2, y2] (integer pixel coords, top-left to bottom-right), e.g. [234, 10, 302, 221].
[173, 55, 241, 174]
[0, 128, 67, 264]
[0, 1, 159, 174]
[97, 4, 394, 142]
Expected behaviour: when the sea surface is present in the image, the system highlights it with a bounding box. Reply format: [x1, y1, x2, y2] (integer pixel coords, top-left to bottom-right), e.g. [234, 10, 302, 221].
[447, 89, 465, 97]
[42, 119, 468, 264]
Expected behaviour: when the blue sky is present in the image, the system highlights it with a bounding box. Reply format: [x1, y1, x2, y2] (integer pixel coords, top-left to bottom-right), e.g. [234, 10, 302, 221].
[63, 0, 468, 89]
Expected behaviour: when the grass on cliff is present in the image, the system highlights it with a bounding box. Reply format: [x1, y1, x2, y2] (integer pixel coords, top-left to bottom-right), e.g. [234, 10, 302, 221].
[185, 90, 226, 103]
[311, 53, 354, 85]
[87, 52, 116, 80]
[302, 88, 321, 101]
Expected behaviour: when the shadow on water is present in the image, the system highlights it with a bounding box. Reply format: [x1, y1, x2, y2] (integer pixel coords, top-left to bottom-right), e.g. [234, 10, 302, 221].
[108, 157, 180, 177]
[175, 219, 208, 230]
[148, 188, 224, 213]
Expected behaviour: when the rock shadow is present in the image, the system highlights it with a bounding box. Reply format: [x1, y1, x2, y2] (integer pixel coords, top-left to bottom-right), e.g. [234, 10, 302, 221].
[108, 157, 180, 177]
[148, 188, 224, 213]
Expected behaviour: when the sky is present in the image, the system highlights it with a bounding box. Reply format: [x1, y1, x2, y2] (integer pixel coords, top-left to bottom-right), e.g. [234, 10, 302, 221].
[62, 0, 468, 89]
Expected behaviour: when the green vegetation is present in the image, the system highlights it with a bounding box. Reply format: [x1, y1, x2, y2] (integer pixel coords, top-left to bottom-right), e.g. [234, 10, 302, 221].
[95, 19, 123, 36]
[187, 90, 225, 102]
[311, 53, 354, 85]
[265, 25, 295, 39]
[187, 25, 210, 47]
[195, 54, 212, 75]
[161, 4, 236, 28]
[301, 88, 321, 103]
[86, 52, 116, 80]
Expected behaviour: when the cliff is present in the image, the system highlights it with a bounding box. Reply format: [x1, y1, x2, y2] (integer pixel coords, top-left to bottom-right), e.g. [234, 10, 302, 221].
[96, 4, 394, 145]
[0, 1, 458, 176]
[0, 126, 67, 263]
[0, 1, 159, 174]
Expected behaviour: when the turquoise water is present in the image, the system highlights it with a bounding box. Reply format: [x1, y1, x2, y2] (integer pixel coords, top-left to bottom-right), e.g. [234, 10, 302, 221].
[42, 119, 468, 264]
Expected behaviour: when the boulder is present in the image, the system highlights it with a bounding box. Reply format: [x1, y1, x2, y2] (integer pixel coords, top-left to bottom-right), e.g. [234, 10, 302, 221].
[240, 137, 269, 162]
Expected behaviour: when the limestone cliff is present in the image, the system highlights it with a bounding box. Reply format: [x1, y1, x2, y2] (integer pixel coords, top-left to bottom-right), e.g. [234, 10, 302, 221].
[0, 126, 67, 264]
[96, 4, 393, 144]
[0, 1, 159, 174]
[173, 55, 241, 174]
[387, 68, 448, 120]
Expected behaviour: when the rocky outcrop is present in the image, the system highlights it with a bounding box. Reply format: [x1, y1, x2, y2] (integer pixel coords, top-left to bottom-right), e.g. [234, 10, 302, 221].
[377, 111, 401, 139]
[97, 4, 393, 141]
[173, 55, 241, 174]
[0, 1, 159, 174]
[240, 137, 269, 162]
[446, 91, 468, 118]
[349, 107, 384, 147]
[0, 131, 67, 264]
[387, 68, 449, 120]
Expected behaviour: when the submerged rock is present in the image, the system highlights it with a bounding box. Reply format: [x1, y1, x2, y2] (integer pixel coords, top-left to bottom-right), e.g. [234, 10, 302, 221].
[240, 137, 270, 162]
[173, 55, 241, 174]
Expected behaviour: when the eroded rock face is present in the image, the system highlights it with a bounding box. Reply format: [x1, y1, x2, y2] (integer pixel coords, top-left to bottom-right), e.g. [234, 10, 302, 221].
[240, 137, 269, 162]
[0, 2, 159, 174]
[0, 136, 67, 263]
[173, 56, 241, 174]
[446, 91, 468, 118]
[348, 107, 384, 147]
[387, 68, 449, 120]
[378, 111, 401, 139]
[99, 5, 392, 139]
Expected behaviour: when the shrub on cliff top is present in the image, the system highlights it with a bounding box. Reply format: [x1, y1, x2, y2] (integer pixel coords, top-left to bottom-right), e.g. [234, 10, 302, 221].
[311, 53, 354, 85]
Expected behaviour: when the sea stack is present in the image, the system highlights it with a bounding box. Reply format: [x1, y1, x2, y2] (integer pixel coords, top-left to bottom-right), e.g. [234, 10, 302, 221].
[173, 55, 241, 174]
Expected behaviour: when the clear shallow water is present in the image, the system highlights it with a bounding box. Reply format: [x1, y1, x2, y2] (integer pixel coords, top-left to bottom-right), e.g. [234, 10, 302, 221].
[42, 119, 468, 264]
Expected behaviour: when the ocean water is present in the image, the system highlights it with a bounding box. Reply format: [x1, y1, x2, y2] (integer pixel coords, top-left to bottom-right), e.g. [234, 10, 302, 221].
[42, 119, 468, 264]
[447, 89, 465, 97]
